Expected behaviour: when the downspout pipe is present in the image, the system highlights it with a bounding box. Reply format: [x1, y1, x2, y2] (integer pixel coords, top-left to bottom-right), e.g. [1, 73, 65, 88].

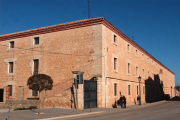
[105, 77, 107, 108]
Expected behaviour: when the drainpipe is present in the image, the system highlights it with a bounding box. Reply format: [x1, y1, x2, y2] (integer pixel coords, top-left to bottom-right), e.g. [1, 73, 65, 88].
[105, 77, 107, 108]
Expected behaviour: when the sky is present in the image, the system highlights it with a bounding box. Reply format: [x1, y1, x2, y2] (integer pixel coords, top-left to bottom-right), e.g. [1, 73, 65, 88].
[0, 0, 180, 85]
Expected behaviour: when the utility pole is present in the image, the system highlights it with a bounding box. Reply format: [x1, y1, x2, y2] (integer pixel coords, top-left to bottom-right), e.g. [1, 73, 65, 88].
[88, 0, 90, 18]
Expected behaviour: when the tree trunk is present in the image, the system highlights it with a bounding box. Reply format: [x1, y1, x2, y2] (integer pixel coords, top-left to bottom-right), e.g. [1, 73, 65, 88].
[38, 91, 41, 114]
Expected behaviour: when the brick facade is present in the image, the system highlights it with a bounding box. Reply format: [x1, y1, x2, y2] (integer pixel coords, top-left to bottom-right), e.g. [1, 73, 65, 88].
[0, 17, 175, 108]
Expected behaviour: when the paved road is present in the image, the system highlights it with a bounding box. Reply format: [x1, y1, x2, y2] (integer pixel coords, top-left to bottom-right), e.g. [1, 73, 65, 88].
[0, 100, 179, 120]
[63, 101, 180, 120]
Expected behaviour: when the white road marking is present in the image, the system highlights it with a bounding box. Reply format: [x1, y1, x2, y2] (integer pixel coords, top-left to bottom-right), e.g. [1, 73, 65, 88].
[35, 111, 103, 120]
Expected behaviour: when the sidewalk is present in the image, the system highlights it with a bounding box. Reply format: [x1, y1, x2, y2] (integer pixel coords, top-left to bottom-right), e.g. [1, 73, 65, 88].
[0, 101, 166, 120]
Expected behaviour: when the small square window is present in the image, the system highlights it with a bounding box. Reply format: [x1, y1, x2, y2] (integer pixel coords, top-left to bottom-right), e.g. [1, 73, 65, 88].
[34, 37, 39, 45]
[113, 35, 117, 43]
[9, 62, 14, 73]
[10, 41, 14, 48]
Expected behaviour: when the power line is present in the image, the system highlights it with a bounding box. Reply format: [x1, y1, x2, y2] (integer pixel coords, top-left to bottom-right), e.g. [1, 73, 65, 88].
[0, 44, 100, 57]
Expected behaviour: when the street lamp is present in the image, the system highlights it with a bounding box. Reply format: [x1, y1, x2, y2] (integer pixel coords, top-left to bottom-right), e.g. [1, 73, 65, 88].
[138, 76, 141, 106]
[171, 86, 172, 98]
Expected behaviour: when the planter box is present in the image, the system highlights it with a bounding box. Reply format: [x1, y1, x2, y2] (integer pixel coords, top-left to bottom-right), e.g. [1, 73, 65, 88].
[27, 98, 39, 100]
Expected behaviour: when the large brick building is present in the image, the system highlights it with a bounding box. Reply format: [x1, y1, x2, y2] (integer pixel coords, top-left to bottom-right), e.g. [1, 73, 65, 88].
[0, 17, 175, 109]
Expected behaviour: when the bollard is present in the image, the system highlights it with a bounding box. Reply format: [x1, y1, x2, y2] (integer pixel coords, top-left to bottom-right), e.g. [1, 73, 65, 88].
[8, 105, 11, 120]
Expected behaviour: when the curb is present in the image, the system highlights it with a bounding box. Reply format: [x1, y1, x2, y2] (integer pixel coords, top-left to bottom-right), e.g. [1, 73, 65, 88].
[35, 111, 104, 120]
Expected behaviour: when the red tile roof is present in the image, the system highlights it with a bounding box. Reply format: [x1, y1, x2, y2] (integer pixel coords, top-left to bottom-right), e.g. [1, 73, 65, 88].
[0, 17, 174, 75]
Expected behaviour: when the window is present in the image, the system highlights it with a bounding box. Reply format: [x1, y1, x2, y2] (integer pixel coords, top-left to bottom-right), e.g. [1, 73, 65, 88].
[143, 69, 145, 78]
[128, 63, 130, 74]
[9, 62, 14, 73]
[32, 90, 38, 96]
[136, 66, 138, 76]
[10, 41, 14, 48]
[114, 83, 117, 96]
[114, 58, 117, 70]
[8, 85, 12, 96]
[152, 60, 153, 66]
[147, 58, 149, 63]
[127, 44, 130, 52]
[33, 59, 39, 74]
[113, 35, 117, 43]
[34, 37, 39, 45]
[128, 85, 131, 95]
[137, 85, 139, 95]
[148, 71, 149, 77]
[143, 86, 145, 94]
[142, 54, 144, 60]
[136, 50, 138, 56]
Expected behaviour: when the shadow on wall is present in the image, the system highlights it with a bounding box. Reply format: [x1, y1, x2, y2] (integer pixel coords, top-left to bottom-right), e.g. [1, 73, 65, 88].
[145, 74, 164, 103]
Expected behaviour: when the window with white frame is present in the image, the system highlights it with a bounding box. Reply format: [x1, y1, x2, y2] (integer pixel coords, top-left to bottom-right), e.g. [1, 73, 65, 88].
[9, 62, 14, 73]
[33, 59, 39, 74]
[34, 37, 39, 45]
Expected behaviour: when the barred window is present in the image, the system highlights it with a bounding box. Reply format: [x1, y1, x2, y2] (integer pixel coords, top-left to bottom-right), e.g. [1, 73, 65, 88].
[114, 83, 117, 96]
[32, 90, 38, 96]
[128, 85, 131, 95]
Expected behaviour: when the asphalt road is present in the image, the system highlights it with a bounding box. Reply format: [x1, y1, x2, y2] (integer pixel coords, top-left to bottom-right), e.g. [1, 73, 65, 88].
[64, 101, 180, 120]
[0, 100, 179, 120]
